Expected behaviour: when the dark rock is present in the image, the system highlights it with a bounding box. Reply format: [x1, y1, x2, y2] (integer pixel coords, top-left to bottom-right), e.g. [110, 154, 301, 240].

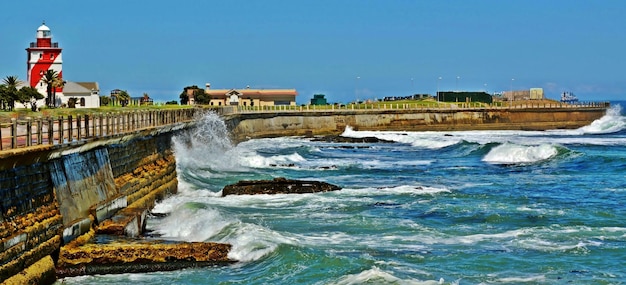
[269, 163, 297, 168]
[310, 135, 395, 144]
[222, 177, 342, 196]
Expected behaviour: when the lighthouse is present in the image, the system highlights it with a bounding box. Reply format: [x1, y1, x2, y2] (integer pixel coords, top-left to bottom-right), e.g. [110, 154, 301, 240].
[26, 22, 63, 106]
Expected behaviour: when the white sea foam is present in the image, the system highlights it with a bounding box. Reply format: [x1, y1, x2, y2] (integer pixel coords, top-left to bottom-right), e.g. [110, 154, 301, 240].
[330, 266, 445, 285]
[221, 222, 296, 262]
[237, 151, 306, 168]
[367, 185, 451, 196]
[149, 204, 232, 242]
[342, 126, 461, 149]
[482, 143, 558, 164]
[496, 274, 547, 283]
[149, 196, 290, 262]
[577, 104, 626, 134]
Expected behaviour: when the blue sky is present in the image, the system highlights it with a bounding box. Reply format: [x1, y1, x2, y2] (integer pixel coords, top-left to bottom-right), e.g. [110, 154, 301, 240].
[1, 0, 625, 103]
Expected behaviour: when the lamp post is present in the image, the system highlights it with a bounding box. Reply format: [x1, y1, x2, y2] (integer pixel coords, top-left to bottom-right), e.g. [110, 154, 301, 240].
[456, 76, 460, 91]
[437, 77, 442, 102]
[355, 76, 360, 104]
[411, 78, 414, 95]
[510, 78, 515, 102]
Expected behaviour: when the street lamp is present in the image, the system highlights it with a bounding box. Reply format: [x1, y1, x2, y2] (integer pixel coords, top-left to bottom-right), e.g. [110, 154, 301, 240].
[437, 77, 442, 101]
[456, 76, 460, 91]
[411, 78, 414, 95]
[510, 78, 515, 102]
[355, 76, 360, 104]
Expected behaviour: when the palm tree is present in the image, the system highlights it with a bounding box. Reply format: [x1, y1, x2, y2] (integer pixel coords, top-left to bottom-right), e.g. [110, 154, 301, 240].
[3, 76, 22, 111]
[117, 90, 131, 107]
[141, 93, 152, 105]
[41, 70, 59, 108]
[52, 76, 66, 107]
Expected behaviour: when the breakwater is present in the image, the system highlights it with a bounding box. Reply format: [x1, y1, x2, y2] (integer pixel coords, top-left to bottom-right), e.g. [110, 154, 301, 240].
[0, 103, 610, 283]
[222, 104, 609, 141]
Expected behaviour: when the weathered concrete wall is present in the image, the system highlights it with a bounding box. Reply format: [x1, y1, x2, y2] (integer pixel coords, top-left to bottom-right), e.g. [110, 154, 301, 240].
[0, 123, 190, 284]
[224, 107, 607, 140]
[0, 146, 62, 285]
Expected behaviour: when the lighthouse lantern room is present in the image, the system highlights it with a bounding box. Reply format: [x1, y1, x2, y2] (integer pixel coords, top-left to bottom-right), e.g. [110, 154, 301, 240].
[26, 22, 63, 104]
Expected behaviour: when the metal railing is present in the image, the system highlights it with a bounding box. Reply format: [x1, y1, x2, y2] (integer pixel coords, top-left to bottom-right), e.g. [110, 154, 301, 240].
[0, 109, 197, 151]
[224, 101, 610, 114]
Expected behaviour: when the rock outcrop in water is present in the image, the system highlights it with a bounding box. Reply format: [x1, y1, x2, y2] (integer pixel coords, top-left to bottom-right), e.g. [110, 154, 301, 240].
[222, 177, 341, 196]
[311, 135, 395, 144]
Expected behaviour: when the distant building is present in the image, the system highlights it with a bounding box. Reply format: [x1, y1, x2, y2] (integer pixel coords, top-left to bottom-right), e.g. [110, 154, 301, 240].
[62, 81, 101, 108]
[110, 89, 123, 97]
[437, 91, 492, 103]
[530, 88, 544, 100]
[310, 94, 327, 105]
[200, 83, 297, 107]
[502, 88, 544, 101]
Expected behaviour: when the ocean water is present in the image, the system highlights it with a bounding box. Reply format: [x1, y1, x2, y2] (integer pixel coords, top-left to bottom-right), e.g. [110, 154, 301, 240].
[60, 102, 626, 285]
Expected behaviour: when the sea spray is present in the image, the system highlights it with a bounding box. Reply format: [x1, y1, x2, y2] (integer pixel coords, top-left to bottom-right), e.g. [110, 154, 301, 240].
[578, 103, 626, 134]
[157, 111, 289, 262]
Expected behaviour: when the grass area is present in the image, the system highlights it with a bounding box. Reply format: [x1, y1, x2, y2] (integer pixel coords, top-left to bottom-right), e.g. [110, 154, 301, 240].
[0, 104, 193, 123]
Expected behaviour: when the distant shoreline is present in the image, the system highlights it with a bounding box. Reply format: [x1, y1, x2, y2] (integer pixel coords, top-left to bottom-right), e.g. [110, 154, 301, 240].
[223, 104, 609, 141]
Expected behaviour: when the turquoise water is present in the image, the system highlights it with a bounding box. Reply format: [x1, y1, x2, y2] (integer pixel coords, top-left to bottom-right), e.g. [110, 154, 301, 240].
[60, 102, 626, 284]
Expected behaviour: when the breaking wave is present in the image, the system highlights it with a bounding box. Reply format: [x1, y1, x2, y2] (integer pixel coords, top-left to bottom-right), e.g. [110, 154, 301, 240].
[482, 143, 560, 165]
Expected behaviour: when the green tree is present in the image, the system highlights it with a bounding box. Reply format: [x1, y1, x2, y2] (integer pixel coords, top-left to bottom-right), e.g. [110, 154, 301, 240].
[100, 96, 111, 106]
[194, 89, 211, 104]
[17, 86, 44, 111]
[180, 86, 197, 105]
[41, 70, 59, 108]
[0, 84, 8, 110]
[2, 76, 21, 111]
[180, 85, 210, 105]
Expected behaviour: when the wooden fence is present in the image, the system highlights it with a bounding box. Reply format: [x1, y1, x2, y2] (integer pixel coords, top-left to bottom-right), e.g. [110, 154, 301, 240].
[0, 109, 197, 151]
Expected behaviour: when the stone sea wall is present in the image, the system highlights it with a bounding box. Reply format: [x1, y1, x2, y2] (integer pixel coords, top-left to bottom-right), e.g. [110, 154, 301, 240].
[224, 107, 607, 140]
[0, 124, 187, 284]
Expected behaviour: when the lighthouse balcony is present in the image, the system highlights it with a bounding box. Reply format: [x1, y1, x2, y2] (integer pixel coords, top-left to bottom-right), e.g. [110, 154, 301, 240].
[29, 42, 59, 48]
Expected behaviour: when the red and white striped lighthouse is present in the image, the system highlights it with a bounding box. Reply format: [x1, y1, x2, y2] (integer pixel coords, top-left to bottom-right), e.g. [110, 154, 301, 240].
[26, 22, 63, 99]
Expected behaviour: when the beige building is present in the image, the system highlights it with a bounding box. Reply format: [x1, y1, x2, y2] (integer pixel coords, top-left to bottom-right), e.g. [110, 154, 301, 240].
[529, 88, 544, 100]
[502, 88, 544, 101]
[201, 83, 297, 107]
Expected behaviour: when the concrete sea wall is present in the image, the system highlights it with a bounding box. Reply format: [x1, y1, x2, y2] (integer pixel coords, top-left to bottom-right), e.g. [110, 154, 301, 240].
[0, 124, 187, 284]
[224, 107, 607, 140]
